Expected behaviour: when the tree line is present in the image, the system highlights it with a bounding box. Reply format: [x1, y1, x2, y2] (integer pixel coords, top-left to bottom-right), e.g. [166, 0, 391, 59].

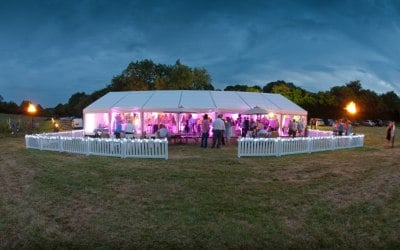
[1, 59, 399, 121]
[225, 80, 400, 121]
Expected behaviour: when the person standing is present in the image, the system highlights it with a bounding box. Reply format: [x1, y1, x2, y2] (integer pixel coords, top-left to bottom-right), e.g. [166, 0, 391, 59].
[211, 114, 225, 148]
[114, 120, 122, 139]
[310, 118, 317, 129]
[386, 121, 396, 148]
[297, 120, 304, 137]
[157, 124, 170, 139]
[124, 120, 135, 139]
[200, 114, 210, 148]
[225, 117, 232, 145]
[289, 119, 297, 138]
[338, 119, 344, 136]
[242, 117, 250, 137]
[345, 119, 352, 135]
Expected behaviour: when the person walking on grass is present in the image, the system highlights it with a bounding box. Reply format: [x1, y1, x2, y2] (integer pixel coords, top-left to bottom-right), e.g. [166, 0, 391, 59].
[386, 121, 396, 148]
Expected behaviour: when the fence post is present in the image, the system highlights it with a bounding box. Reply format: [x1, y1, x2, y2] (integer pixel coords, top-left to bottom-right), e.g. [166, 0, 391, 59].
[121, 139, 126, 158]
[85, 138, 90, 156]
[238, 137, 242, 158]
[307, 137, 312, 153]
[39, 136, 43, 150]
[276, 138, 282, 157]
[164, 139, 168, 160]
[58, 136, 62, 152]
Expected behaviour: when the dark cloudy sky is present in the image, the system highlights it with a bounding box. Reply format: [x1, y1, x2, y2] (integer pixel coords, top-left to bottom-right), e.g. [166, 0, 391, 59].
[1, 0, 400, 107]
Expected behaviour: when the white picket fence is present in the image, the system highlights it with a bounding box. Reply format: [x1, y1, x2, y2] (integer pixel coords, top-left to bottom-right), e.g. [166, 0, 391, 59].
[25, 134, 168, 159]
[40, 130, 85, 138]
[237, 134, 364, 158]
[25, 130, 363, 160]
[307, 129, 333, 137]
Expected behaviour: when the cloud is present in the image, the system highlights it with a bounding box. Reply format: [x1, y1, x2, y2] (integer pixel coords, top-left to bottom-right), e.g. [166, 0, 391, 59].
[0, 0, 400, 107]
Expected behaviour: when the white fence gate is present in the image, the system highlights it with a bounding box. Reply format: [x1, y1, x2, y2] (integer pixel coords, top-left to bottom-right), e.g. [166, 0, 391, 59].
[25, 134, 168, 159]
[237, 135, 364, 158]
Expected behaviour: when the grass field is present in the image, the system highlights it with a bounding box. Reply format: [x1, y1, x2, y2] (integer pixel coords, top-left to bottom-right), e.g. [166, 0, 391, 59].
[1, 125, 399, 248]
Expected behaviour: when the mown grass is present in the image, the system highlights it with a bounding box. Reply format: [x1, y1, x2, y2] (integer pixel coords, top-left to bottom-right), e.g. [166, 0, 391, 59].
[1, 126, 399, 248]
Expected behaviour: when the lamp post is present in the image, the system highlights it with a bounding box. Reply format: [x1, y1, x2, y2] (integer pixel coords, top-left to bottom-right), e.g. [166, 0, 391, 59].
[27, 103, 37, 134]
[345, 101, 357, 134]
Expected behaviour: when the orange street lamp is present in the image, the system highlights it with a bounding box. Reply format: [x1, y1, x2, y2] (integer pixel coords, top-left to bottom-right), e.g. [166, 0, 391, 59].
[345, 101, 357, 115]
[345, 101, 357, 134]
[54, 122, 59, 132]
[27, 103, 37, 134]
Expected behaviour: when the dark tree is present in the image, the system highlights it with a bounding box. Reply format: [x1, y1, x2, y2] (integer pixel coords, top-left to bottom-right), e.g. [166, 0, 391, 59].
[67, 92, 91, 117]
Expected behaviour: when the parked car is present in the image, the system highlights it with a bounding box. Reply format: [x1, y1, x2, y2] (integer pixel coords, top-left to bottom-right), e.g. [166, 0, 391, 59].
[72, 118, 83, 129]
[324, 119, 335, 126]
[374, 119, 383, 127]
[383, 120, 392, 126]
[361, 120, 375, 127]
[351, 120, 360, 126]
[314, 118, 325, 126]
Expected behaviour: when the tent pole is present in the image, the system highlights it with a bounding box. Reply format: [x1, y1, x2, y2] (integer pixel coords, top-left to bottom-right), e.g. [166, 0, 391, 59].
[140, 111, 144, 137]
[108, 111, 112, 135]
[178, 113, 180, 134]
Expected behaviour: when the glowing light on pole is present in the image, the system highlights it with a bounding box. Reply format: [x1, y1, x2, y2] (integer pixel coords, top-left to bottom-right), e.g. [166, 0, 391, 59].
[345, 101, 357, 134]
[27, 103, 37, 134]
[345, 101, 357, 115]
[27, 103, 37, 114]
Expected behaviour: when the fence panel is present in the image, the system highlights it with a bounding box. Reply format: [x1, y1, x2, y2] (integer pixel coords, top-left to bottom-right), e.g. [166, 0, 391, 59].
[308, 129, 333, 137]
[25, 134, 168, 159]
[238, 138, 279, 157]
[42, 130, 85, 138]
[124, 139, 168, 159]
[238, 135, 364, 158]
[280, 138, 309, 156]
[25, 135, 41, 149]
[40, 136, 63, 152]
[309, 137, 334, 152]
[61, 137, 87, 154]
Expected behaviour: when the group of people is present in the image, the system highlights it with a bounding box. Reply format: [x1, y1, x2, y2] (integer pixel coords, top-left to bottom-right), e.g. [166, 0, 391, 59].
[239, 117, 279, 138]
[331, 119, 352, 136]
[112, 112, 286, 146]
[288, 119, 305, 138]
[200, 114, 231, 149]
[112, 112, 397, 149]
[201, 114, 278, 148]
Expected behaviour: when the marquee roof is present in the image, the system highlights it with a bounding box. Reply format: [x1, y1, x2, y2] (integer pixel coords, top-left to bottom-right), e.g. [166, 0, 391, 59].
[83, 90, 307, 116]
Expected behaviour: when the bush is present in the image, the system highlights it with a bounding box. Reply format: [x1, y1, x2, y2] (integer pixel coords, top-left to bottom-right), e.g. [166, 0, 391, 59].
[0, 121, 10, 134]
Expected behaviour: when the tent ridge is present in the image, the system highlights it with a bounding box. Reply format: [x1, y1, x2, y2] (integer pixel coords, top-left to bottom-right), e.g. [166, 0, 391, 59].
[209, 90, 218, 111]
[178, 91, 183, 107]
[235, 92, 252, 108]
[261, 93, 282, 110]
[111, 92, 130, 108]
[141, 90, 156, 109]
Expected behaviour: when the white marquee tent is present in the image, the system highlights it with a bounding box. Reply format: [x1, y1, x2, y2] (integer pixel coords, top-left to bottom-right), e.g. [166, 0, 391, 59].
[83, 90, 307, 136]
